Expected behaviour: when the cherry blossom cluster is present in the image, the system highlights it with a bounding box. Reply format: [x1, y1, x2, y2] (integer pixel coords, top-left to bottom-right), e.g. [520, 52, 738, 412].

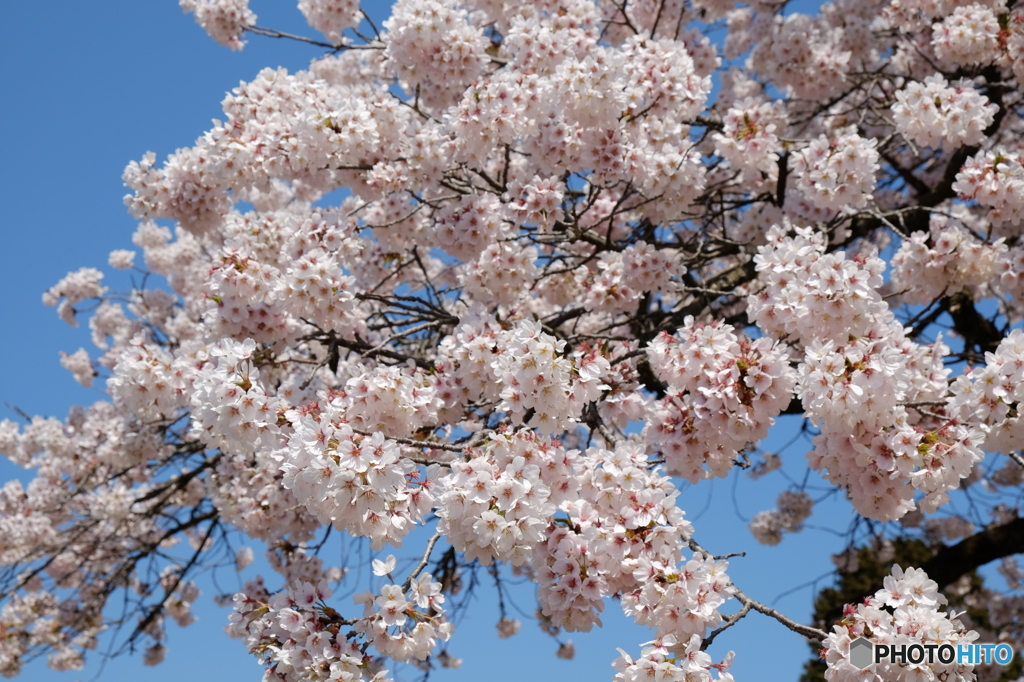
[107, 337, 192, 421]
[949, 329, 1024, 454]
[620, 552, 733, 642]
[619, 242, 685, 298]
[352, 571, 451, 663]
[748, 490, 813, 546]
[805, 341, 984, 520]
[931, 3, 1001, 67]
[159, 571, 202, 629]
[953, 149, 1024, 229]
[749, 13, 852, 101]
[189, 338, 284, 452]
[747, 452, 783, 480]
[436, 434, 555, 566]
[922, 515, 976, 542]
[530, 442, 735, 645]
[460, 243, 540, 307]
[121, 203, 364, 347]
[749, 225, 886, 342]
[381, 0, 489, 96]
[491, 320, 609, 435]
[345, 364, 438, 437]
[889, 211, 1005, 305]
[1008, 11, 1024, 85]
[123, 72, 407, 232]
[751, 226, 985, 520]
[298, 0, 361, 42]
[619, 34, 711, 127]
[431, 194, 507, 261]
[108, 248, 137, 270]
[435, 312, 505, 407]
[274, 246, 357, 334]
[645, 316, 796, 483]
[209, 443, 325, 544]
[713, 98, 785, 177]
[995, 242, 1024, 309]
[822, 565, 978, 681]
[509, 175, 566, 231]
[572, 442, 693, 589]
[59, 348, 95, 388]
[0, 591, 94, 676]
[123, 149, 232, 237]
[584, 242, 685, 314]
[591, 342, 648, 431]
[882, 0, 1006, 29]
[629, 146, 707, 226]
[229, 575, 450, 682]
[612, 635, 735, 682]
[280, 398, 436, 550]
[180, 0, 255, 50]
[792, 129, 879, 212]
[43, 267, 106, 327]
[891, 74, 997, 150]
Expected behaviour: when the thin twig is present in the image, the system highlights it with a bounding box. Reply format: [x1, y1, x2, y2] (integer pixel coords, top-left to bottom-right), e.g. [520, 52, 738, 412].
[246, 25, 340, 49]
[402, 528, 444, 592]
[688, 537, 828, 643]
[701, 602, 751, 651]
[353, 429, 464, 453]
[1007, 451, 1024, 468]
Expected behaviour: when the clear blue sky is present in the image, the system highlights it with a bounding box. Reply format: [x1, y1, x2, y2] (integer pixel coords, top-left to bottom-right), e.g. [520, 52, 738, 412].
[0, 3, 852, 682]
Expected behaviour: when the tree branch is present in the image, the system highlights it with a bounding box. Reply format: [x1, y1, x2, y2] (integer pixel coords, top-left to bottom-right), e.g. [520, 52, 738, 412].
[920, 516, 1024, 590]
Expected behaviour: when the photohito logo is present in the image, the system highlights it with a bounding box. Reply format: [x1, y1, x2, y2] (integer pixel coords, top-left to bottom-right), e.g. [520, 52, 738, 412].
[848, 638, 1015, 669]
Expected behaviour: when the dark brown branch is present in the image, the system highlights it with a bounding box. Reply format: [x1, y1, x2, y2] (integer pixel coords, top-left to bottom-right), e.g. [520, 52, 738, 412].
[118, 514, 220, 653]
[648, 257, 758, 340]
[943, 289, 1003, 356]
[920, 516, 1024, 590]
[775, 151, 789, 208]
[333, 336, 435, 369]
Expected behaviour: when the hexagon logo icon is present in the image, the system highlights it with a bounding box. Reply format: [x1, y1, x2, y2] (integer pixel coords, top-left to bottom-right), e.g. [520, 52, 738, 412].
[849, 637, 874, 669]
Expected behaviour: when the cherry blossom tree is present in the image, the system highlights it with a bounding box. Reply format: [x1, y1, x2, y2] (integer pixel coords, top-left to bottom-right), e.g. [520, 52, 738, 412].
[3, 1, 1024, 681]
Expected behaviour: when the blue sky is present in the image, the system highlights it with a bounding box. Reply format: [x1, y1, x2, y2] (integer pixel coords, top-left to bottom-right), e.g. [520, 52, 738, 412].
[0, 3, 857, 682]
